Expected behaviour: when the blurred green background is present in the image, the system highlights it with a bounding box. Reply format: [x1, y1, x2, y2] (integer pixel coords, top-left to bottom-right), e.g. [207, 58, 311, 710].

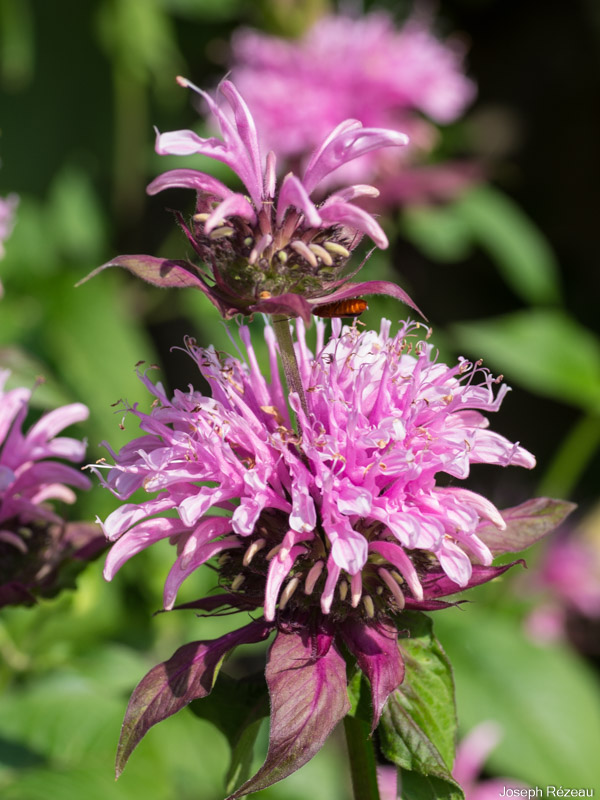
[1, 0, 600, 797]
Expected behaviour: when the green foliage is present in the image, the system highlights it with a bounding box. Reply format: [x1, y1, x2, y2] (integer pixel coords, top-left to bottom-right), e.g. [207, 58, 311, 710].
[435, 605, 600, 788]
[402, 184, 562, 304]
[451, 309, 600, 410]
[379, 613, 464, 800]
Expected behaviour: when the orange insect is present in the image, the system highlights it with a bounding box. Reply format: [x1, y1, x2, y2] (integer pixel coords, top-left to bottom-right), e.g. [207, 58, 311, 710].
[315, 298, 368, 318]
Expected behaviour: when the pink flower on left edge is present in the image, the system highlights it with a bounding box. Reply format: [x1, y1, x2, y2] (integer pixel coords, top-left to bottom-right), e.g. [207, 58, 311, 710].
[0, 371, 103, 607]
[80, 78, 419, 322]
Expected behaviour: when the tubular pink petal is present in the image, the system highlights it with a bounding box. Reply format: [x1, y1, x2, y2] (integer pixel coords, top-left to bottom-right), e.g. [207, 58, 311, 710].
[276, 174, 322, 228]
[303, 125, 409, 195]
[319, 201, 388, 248]
[369, 540, 424, 601]
[204, 194, 257, 233]
[147, 169, 233, 199]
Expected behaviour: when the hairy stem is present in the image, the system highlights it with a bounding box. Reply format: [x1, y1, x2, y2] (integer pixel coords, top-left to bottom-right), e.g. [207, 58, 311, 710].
[271, 314, 309, 419]
[343, 715, 381, 800]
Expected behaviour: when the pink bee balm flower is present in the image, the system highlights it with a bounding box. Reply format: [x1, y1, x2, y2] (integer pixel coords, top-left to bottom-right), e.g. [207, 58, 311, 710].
[81, 79, 418, 322]
[96, 319, 536, 616]
[0, 371, 102, 607]
[90, 320, 575, 797]
[230, 12, 477, 199]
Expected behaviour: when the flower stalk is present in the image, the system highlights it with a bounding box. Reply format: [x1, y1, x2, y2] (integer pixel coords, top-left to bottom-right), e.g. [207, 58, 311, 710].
[271, 313, 309, 419]
[344, 715, 381, 800]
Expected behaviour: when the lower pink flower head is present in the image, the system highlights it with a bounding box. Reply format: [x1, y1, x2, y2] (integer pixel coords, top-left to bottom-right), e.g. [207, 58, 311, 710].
[99, 322, 575, 795]
[96, 318, 535, 623]
[0, 371, 99, 606]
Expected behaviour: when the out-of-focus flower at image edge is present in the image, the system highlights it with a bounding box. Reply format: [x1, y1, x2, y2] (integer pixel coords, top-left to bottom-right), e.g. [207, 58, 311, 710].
[0, 192, 19, 298]
[0, 371, 104, 607]
[92, 318, 573, 797]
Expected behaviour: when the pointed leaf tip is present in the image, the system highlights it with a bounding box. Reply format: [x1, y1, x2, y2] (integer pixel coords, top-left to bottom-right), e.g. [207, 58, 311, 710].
[115, 621, 270, 777]
[477, 497, 577, 556]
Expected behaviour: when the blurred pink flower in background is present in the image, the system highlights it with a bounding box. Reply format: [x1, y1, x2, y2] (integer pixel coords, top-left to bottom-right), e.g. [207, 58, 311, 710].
[0, 193, 17, 259]
[525, 506, 600, 646]
[0, 192, 18, 298]
[231, 10, 478, 203]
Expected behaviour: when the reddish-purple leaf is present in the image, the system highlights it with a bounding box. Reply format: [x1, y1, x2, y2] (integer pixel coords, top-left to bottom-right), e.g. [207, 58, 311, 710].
[115, 619, 271, 777]
[415, 561, 524, 602]
[476, 497, 577, 556]
[341, 618, 405, 732]
[227, 627, 351, 798]
[76, 254, 206, 290]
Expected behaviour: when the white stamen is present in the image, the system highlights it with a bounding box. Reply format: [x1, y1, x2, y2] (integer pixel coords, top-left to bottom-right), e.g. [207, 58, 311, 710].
[243, 538, 266, 566]
[231, 574, 245, 591]
[209, 226, 234, 240]
[363, 595, 375, 618]
[308, 243, 333, 266]
[379, 568, 406, 609]
[279, 577, 300, 610]
[290, 239, 318, 267]
[304, 560, 324, 594]
[324, 241, 350, 258]
[339, 580, 349, 601]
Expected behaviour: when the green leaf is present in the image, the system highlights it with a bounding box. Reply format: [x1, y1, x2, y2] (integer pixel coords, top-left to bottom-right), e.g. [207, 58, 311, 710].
[400, 769, 464, 800]
[44, 271, 157, 444]
[401, 205, 473, 263]
[451, 309, 600, 411]
[379, 612, 463, 800]
[189, 672, 269, 793]
[434, 605, 600, 787]
[455, 184, 562, 304]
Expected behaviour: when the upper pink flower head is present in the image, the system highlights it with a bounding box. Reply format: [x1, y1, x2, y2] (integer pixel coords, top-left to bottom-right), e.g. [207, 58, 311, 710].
[85, 78, 417, 321]
[231, 11, 476, 195]
[96, 319, 535, 623]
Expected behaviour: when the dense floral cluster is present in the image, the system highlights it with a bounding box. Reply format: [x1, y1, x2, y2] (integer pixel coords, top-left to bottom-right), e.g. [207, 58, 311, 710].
[96, 318, 534, 621]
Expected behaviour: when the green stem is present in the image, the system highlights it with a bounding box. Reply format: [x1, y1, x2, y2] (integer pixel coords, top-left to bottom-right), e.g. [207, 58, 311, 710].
[343, 715, 381, 800]
[271, 314, 309, 419]
[537, 412, 600, 498]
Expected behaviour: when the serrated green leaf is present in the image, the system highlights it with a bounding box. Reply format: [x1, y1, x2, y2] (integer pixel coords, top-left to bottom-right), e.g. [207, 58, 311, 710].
[451, 310, 600, 410]
[378, 613, 463, 800]
[434, 606, 600, 787]
[400, 768, 464, 800]
[455, 185, 561, 304]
